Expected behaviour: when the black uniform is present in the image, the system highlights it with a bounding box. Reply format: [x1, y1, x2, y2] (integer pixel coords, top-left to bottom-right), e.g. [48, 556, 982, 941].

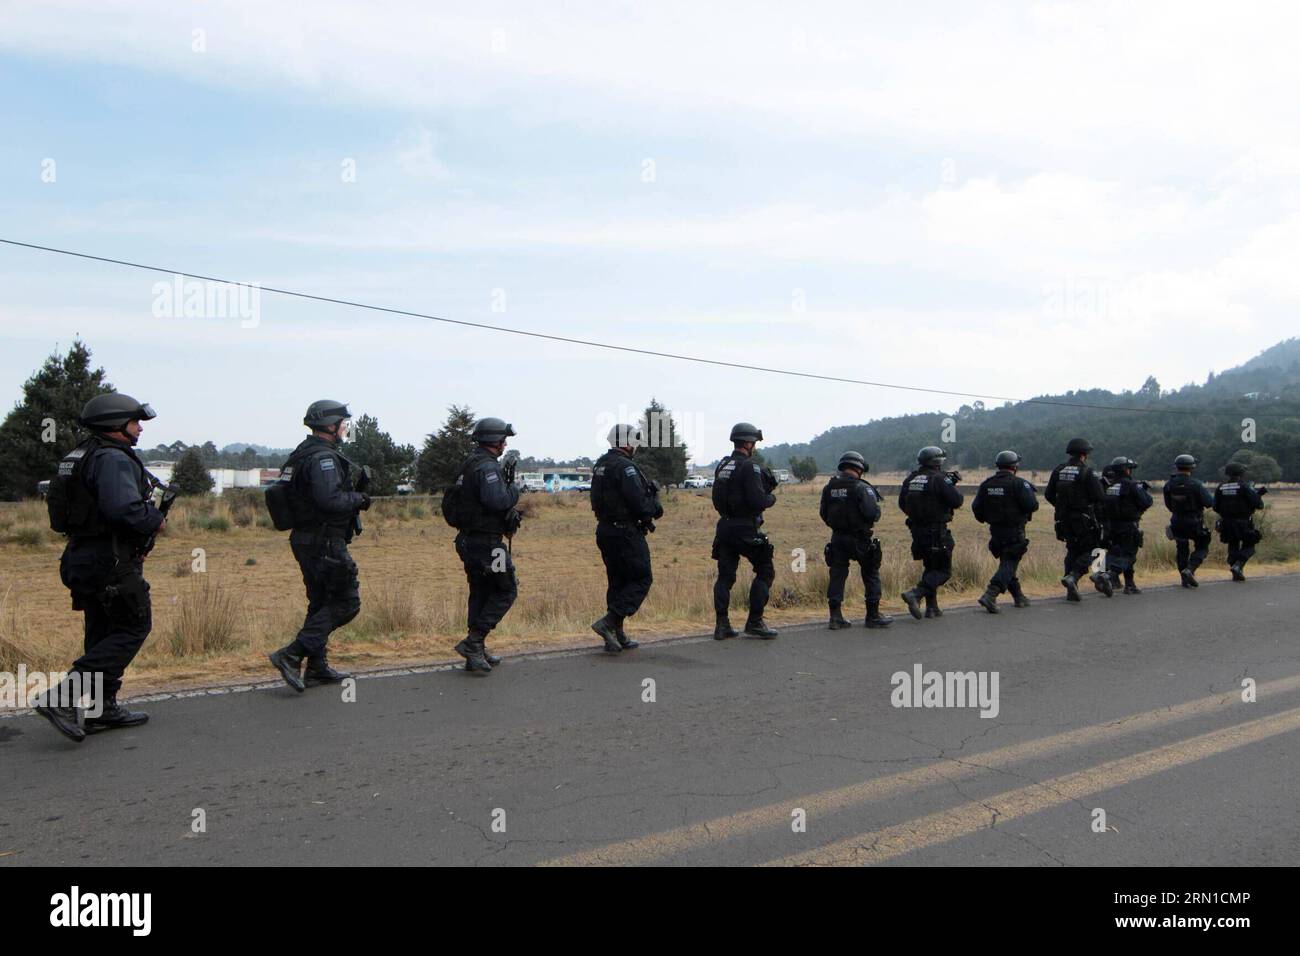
[53, 434, 163, 703]
[898, 466, 964, 599]
[711, 452, 777, 618]
[1102, 474, 1153, 584]
[591, 449, 662, 622]
[1214, 479, 1266, 570]
[820, 468, 883, 610]
[453, 447, 521, 636]
[282, 436, 367, 657]
[1044, 457, 1106, 579]
[971, 468, 1038, 594]
[1164, 473, 1215, 573]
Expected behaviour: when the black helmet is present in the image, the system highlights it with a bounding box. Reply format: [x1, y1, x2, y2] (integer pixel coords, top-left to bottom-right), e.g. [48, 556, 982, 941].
[1174, 454, 1198, 470]
[303, 400, 351, 428]
[1109, 456, 1136, 472]
[1066, 437, 1093, 456]
[473, 417, 516, 443]
[79, 393, 156, 431]
[994, 450, 1021, 468]
[607, 423, 643, 448]
[1224, 461, 1247, 477]
[917, 446, 946, 466]
[729, 422, 763, 443]
[837, 451, 867, 473]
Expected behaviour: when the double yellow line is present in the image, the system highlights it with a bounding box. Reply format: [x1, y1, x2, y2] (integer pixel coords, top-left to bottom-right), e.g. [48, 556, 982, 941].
[541, 674, 1300, 866]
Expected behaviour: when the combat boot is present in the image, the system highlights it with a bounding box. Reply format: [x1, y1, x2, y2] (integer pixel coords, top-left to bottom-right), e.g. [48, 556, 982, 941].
[1060, 574, 1081, 602]
[454, 633, 493, 675]
[864, 603, 893, 628]
[827, 606, 852, 630]
[33, 680, 86, 744]
[924, 600, 943, 619]
[1230, 563, 1246, 582]
[1089, 571, 1114, 597]
[84, 698, 150, 734]
[900, 589, 923, 620]
[713, 614, 738, 640]
[591, 614, 623, 654]
[1008, 581, 1031, 608]
[977, 587, 1000, 614]
[1180, 568, 1199, 588]
[269, 641, 307, 692]
[613, 619, 639, 650]
[304, 654, 352, 687]
[743, 617, 778, 639]
[481, 640, 502, 667]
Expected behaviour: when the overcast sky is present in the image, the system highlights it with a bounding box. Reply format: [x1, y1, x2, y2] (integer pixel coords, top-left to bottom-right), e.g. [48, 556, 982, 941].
[3, 1, 1299, 461]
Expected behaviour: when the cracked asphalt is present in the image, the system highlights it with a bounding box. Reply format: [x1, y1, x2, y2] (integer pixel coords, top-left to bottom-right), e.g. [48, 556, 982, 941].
[2, 574, 1298, 866]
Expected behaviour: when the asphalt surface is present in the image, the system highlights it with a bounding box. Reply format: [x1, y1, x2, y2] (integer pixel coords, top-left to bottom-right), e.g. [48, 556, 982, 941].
[2, 574, 1298, 866]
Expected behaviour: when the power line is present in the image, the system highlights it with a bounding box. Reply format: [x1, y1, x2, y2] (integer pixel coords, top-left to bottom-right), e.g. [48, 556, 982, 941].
[0, 237, 1274, 419]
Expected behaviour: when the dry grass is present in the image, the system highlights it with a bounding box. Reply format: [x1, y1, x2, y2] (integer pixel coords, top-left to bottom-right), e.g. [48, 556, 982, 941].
[1, 484, 1298, 697]
[164, 575, 244, 657]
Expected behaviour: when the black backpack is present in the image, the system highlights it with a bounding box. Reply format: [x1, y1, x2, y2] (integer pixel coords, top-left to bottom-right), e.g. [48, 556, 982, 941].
[265, 451, 310, 532]
[441, 467, 472, 529]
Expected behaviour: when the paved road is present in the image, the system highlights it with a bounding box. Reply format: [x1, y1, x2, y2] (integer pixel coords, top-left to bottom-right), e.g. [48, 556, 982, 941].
[3, 576, 1299, 866]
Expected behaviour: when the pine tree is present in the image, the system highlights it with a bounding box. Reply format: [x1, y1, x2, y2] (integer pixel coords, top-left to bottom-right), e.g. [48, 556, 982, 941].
[348, 413, 416, 496]
[789, 455, 818, 482]
[0, 340, 113, 500]
[415, 405, 477, 492]
[173, 447, 215, 495]
[636, 398, 688, 486]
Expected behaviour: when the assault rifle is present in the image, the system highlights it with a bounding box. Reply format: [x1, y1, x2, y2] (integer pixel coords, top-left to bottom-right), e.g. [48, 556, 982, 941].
[139, 471, 178, 558]
[502, 451, 523, 539]
[352, 464, 373, 538]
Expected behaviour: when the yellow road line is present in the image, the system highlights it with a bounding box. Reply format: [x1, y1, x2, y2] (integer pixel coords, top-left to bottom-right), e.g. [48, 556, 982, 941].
[769, 704, 1300, 866]
[540, 673, 1299, 866]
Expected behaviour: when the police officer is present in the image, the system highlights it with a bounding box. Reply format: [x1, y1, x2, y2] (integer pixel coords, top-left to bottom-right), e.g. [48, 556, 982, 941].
[972, 450, 1038, 613]
[36, 393, 164, 742]
[1214, 461, 1267, 581]
[820, 451, 893, 630]
[590, 424, 663, 653]
[449, 417, 522, 674]
[898, 446, 964, 619]
[711, 423, 779, 640]
[1101, 457, 1153, 594]
[1164, 454, 1214, 588]
[268, 401, 370, 691]
[1044, 438, 1111, 601]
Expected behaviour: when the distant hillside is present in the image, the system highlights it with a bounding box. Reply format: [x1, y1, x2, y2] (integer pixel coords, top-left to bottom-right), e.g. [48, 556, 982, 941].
[761, 340, 1300, 482]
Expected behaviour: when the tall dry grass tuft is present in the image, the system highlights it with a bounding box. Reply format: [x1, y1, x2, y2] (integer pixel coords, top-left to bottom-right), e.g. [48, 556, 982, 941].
[358, 583, 418, 638]
[0, 587, 66, 673]
[166, 576, 243, 656]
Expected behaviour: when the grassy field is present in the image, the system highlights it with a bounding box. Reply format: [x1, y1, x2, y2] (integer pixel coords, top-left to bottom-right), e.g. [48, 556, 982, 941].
[2, 476, 1298, 697]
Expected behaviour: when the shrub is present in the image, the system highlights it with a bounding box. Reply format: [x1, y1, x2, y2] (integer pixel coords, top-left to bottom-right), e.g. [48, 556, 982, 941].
[166, 577, 242, 656]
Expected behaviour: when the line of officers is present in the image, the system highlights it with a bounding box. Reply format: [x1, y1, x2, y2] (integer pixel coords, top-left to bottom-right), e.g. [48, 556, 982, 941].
[30, 396, 1272, 742]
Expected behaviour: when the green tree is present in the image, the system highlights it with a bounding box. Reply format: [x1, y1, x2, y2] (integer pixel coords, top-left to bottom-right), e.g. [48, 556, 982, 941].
[415, 405, 476, 492]
[347, 413, 416, 496]
[1227, 448, 1282, 483]
[172, 447, 215, 495]
[636, 398, 689, 486]
[789, 455, 818, 482]
[0, 340, 113, 500]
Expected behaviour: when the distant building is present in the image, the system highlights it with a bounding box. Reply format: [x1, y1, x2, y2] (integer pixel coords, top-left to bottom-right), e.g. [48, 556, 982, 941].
[144, 462, 269, 495]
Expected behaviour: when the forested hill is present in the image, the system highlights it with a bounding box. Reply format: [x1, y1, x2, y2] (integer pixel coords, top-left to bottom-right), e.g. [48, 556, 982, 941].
[762, 338, 1300, 482]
